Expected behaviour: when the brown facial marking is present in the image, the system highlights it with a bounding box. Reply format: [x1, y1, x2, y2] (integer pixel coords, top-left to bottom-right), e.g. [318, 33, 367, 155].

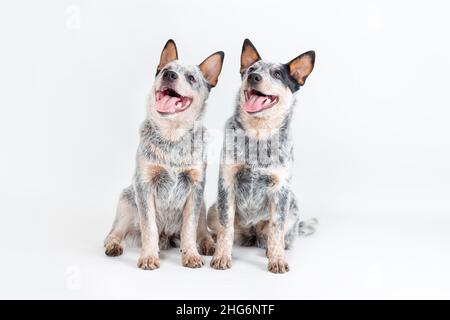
[157, 39, 178, 74]
[288, 51, 315, 85]
[199, 51, 225, 87]
[240, 39, 261, 74]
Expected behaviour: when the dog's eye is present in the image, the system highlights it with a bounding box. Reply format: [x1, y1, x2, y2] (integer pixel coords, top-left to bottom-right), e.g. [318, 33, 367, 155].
[248, 67, 256, 73]
[273, 70, 282, 79]
[188, 75, 196, 82]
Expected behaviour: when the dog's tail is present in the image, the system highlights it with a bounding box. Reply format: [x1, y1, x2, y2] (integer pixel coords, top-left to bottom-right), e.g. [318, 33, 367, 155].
[298, 218, 319, 237]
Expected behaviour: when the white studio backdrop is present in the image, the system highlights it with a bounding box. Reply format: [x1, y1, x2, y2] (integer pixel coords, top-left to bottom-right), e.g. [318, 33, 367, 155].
[1, 0, 449, 299]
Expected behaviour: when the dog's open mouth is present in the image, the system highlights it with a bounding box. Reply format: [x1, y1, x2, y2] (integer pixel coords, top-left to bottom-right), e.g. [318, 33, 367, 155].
[155, 88, 192, 114]
[243, 90, 279, 114]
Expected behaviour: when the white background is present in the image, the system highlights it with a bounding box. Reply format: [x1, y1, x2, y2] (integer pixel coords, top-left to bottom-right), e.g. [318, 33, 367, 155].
[1, 0, 449, 299]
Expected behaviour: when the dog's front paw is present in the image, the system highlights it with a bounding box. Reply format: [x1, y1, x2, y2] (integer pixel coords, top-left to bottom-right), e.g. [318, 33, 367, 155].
[268, 259, 290, 274]
[105, 242, 123, 257]
[210, 254, 232, 270]
[137, 255, 160, 270]
[182, 252, 204, 268]
[199, 238, 216, 256]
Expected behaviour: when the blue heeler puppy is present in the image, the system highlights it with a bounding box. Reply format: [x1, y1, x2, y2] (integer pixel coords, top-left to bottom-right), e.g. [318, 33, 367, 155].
[208, 39, 316, 273]
[104, 40, 224, 269]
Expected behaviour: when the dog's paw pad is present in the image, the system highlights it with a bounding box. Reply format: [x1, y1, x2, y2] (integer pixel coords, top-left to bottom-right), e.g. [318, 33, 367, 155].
[137, 256, 160, 270]
[268, 259, 290, 274]
[182, 253, 204, 268]
[199, 238, 216, 256]
[105, 243, 123, 257]
[210, 255, 232, 270]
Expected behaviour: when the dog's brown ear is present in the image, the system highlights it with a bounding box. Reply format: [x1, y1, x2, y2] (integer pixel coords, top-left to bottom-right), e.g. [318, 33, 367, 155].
[240, 39, 261, 74]
[157, 39, 178, 74]
[287, 51, 315, 86]
[199, 51, 225, 87]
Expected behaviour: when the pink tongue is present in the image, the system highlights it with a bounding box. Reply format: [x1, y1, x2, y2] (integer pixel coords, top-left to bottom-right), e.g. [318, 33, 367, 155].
[156, 95, 183, 113]
[243, 95, 271, 113]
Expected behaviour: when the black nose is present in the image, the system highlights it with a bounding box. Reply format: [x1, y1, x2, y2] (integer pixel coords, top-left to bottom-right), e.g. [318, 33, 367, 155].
[163, 70, 178, 82]
[247, 73, 262, 85]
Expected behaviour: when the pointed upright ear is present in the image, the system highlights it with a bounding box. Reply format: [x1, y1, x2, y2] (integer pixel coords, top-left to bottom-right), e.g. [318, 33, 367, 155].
[199, 51, 225, 87]
[156, 39, 178, 74]
[287, 51, 315, 86]
[240, 39, 261, 74]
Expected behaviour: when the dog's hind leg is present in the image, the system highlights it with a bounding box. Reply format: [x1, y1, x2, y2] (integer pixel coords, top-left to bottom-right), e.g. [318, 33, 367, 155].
[104, 187, 136, 257]
[197, 200, 216, 256]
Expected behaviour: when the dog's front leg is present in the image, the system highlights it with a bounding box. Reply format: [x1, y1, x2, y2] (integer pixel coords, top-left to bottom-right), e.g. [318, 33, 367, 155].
[135, 182, 160, 270]
[181, 184, 204, 268]
[267, 189, 290, 273]
[211, 168, 236, 270]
